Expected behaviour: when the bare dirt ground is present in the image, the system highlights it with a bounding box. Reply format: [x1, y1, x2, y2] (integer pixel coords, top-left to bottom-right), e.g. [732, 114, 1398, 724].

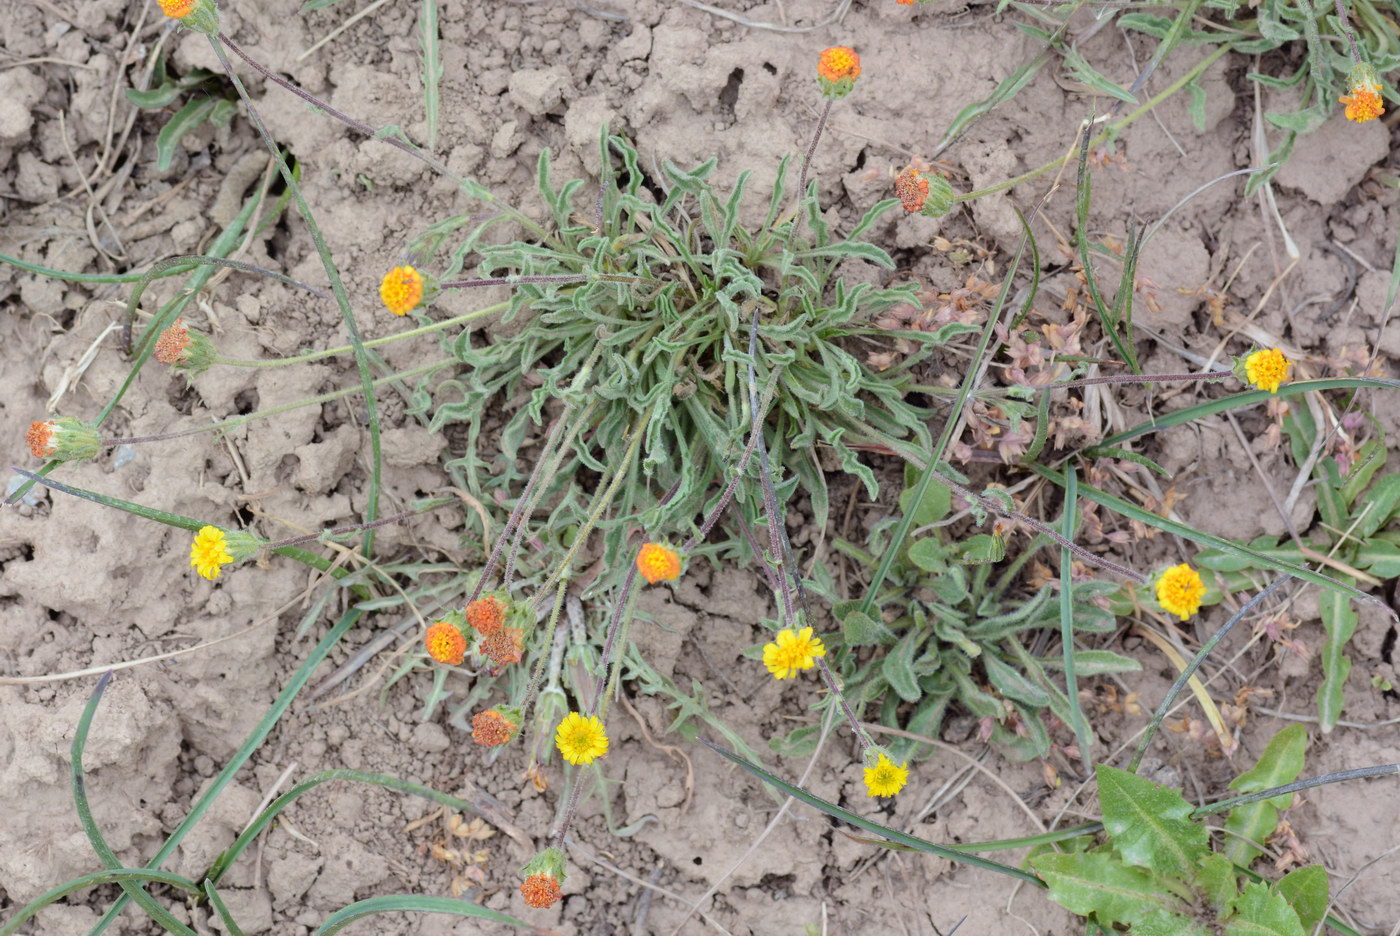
[2, 0, 1399, 933]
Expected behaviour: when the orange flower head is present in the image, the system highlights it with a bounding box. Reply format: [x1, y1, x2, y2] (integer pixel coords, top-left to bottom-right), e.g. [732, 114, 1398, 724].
[380, 265, 425, 315]
[482, 627, 524, 667]
[1341, 82, 1385, 122]
[158, 0, 196, 17]
[520, 873, 562, 909]
[26, 421, 55, 458]
[465, 595, 506, 635]
[155, 318, 192, 365]
[636, 542, 682, 585]
[471, 709, 518, 746]
[895, 169, 929, 213]
[818, 47, 861, 83]
[425, 620, 467, 665]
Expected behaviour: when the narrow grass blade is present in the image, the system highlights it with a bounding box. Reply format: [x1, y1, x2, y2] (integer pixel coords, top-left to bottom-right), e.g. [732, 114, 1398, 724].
[1075, 128, 1139, 374]
[203, 882, 246, 936]
[418, 0, 440, 151]
[1032, 465, 1392, 618]
[205, 770, 483, 885]
[91, 607, 364, 931]
[0, 251, 197, 284]
[0, 870, 203, 935]
[698, 738, 1045, 886]
[1095, 377, 1400, 450]
[1059, 464, 1095, 777]
[72, 673, 199, 935]
[313, 895, 534, 934]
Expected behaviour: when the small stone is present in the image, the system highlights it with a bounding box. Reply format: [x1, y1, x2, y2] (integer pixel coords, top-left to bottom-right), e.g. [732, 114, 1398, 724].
[411, 721, 450, 753]
[508, 68, 566, 117]
[490, 119, 519, 159]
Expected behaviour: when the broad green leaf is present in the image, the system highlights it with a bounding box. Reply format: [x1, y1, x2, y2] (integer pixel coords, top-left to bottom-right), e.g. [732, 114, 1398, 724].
[1275, 866, 1328, 934]
[900, 466, 951, 526]
[1194, 852, 1238, 911]
[882, 631, 923, 703]
[908, 538, 950, 572]
[1096, 765, 1209, 879]
[1316, 587, 1358, 732]
[1354, 539, 1400, 578]
[1353, 474, 1400, 539]
[957, 533, 1006, 565]
[983, 652, 1050, 706]
[1137, 909, 1211, 936]
[1339, 440, 1385, 506]
[155, 97, 217, 171]
[1031, 851, 1177, 927]
[1225, 881, 1305, 936]
[1225, 725, 1307, 867]
[840, 607, 895, 648]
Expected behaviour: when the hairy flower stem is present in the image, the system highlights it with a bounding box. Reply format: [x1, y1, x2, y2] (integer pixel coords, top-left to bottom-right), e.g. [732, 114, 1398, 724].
[214, 301, 509, 368]
[216, 33, 549, 242]
[1032, 371, 1233, 391]
[529, 401, 658, 612]
[441, 273, 652, 290]
[744, 305, 874, 751]
[261, 500, 454, 550]
[98, 360, 449, 447]
[790, 98, 834, 249]
[520, 580, 568, 725]
[1332, 0, 1364, 64]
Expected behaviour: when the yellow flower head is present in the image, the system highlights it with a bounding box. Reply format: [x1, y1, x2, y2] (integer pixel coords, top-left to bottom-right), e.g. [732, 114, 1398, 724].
[1244, 348, 1291, 394]
[555, 711, 608, 765]
[818, 47, 861, 83]
[471, 709, 518, 746]
[894, 169, 929, 214]
[762, 626, 826, 679]
[158, 0, 195, 17]
[190, 526, 233, 581]
[1156, 563, 1206, 621]
[465, 594, 506, 635]
[1341, 81, 1385, 123]
[425, 620, 467, 665]
[636, 542, 682, 585]
[380, 265, 425, 315]
[864, 752, 909, 797]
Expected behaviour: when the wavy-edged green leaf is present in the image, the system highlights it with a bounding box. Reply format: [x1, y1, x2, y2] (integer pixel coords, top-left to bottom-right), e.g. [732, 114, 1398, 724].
[1097, 765, 1208, 879]
[1225, 725, 1307, 867]
[1195, 852, 1238, 912]
[1137, 909, 1211, 936]
[1353, 474, 1400, 539]
[882, 630, 923, 703]
[314, 895, 531, 934]
[1316, 586, 1358, 732]
[1031, 851, 1177, 927]
[1275, 866, 1328, 934]
[1226, 881, 1305, 936]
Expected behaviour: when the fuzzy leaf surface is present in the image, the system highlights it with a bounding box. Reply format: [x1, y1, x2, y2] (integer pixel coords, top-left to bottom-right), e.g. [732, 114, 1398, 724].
[1096, 765, 1208, 880]
[1031, 851, 1177, 927]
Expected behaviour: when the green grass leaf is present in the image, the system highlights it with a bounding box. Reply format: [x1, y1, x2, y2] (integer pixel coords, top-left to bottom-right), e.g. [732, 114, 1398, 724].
[1097, 765, 1209, 879]
[314, 895, 531, 934]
